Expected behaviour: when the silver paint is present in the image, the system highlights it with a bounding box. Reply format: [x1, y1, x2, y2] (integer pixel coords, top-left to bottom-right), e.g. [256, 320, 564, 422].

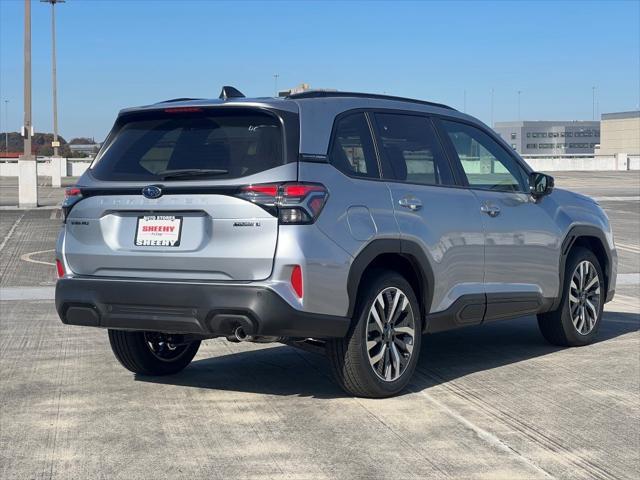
[57, 95, 617, 324]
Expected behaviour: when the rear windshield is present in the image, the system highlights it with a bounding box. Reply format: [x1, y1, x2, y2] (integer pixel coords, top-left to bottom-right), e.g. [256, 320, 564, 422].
[91, 109, 284, 181]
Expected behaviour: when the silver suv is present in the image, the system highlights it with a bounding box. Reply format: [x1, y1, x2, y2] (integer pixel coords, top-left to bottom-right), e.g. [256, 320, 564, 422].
[55, 88, 617, 397]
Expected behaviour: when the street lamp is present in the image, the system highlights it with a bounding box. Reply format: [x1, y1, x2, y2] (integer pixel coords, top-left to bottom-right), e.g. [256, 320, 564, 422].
[273, 74, 279, 97]
[19, 0, 38, 207]
[41, 0, 64, 157]
[517, 90, 522, 121]
[3, 100, 8, 153]
[490, 88, 494, 127]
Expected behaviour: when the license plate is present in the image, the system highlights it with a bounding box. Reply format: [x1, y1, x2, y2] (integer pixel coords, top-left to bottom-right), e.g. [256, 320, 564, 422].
[135, 215, 182, 247]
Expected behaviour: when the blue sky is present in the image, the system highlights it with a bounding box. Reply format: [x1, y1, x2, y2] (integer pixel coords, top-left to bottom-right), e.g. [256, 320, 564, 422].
[1, 0, 639, 140]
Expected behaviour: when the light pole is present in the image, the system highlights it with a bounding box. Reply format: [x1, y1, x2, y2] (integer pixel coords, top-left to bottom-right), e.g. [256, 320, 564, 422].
[3, 100, 8, 153]
[19, 0, 38, 207]
[592, 86, 596, 121]
[463, 89, 466, 113]
[42, 0, 64, 157]
[517, 90, 522, 121]
[490, 88, 494, 127]
[273, 74, 280, 97]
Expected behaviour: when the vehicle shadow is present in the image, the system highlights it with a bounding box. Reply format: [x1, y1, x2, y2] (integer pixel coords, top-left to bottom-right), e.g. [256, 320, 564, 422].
[136, 311, 639, 399]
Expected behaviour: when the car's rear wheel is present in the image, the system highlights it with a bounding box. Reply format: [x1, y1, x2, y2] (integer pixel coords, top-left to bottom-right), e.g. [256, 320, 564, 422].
[538, 247, 604, 346]
[327, 270, 422, 398]
[108, 330, 200, 375]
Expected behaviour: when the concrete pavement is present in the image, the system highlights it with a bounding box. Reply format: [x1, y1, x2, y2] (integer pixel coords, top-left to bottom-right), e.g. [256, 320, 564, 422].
[0, 171, 638, 479]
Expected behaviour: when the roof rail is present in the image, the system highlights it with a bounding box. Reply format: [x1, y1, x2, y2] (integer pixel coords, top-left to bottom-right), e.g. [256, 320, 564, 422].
[286, 90, 456, 111]
[155, 98, 202, 104]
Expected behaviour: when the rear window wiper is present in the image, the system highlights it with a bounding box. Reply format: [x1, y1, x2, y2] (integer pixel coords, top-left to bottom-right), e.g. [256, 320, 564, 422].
[157, 168, 229, 180]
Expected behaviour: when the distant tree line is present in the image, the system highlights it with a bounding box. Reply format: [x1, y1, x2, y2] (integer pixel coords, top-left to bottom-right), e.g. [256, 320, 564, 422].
[0, 132, 98, 157]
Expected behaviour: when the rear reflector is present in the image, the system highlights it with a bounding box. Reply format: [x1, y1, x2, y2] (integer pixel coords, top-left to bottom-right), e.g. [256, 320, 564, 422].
[291, 265, 303, 299]
[56, 259, 65, 278]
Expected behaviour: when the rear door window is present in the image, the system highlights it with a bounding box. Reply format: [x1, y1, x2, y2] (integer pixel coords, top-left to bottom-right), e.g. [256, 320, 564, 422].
[91, 109, 284, 181]
[373, 113, 455, 186]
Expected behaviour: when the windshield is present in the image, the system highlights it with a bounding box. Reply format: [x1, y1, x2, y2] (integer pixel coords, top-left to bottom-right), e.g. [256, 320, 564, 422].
[91, 109, 284, 181]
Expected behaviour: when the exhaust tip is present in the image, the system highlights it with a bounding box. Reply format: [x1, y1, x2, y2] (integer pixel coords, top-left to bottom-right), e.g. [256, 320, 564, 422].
[234, 326, 250, 342]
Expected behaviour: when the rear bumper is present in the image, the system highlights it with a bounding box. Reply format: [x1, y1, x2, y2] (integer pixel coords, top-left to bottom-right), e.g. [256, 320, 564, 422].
[55, 277, 350, 339]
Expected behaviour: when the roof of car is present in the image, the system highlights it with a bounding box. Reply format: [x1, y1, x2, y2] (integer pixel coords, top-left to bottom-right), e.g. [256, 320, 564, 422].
[119, 90, 457, 116]
[116, 89, 476, 155]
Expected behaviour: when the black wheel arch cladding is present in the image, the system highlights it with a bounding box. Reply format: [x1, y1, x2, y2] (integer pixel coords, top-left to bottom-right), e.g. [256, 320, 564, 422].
[554, 225, 613, 311]
[346, 239, 435, 321]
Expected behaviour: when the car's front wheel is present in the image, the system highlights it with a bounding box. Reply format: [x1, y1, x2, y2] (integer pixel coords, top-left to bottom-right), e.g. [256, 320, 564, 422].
[327, 270, 422, 398]
[538, 246, 604, 347]
[108, 330, 200, 376]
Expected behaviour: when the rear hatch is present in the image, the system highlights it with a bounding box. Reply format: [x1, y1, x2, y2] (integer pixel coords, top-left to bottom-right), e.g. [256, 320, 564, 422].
[63, 105, 298, 281]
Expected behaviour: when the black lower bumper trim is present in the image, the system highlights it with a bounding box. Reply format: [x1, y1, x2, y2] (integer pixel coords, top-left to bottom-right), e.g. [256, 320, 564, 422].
[55, 278, 350, 339]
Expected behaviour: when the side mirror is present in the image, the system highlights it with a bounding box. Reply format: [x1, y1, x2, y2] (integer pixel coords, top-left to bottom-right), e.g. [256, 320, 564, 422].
[529, 172, 554, 197]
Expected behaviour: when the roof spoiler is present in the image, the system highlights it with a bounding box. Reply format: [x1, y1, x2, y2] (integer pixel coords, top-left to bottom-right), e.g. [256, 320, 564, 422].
[219, 86, 245, 100]
[155, 98, 202, 104]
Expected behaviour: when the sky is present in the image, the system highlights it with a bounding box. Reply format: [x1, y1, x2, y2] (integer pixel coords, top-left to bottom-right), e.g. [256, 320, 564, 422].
[0, 0, 639, 141]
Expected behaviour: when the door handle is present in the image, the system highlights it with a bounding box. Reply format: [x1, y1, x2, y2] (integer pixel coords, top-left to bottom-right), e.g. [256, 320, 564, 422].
[398, 196, 422, 211]
[480, 204, 501, 217]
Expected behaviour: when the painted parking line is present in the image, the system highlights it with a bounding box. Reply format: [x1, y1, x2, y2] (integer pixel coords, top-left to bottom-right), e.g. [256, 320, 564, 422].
[0, 287, 55, 301]
[616, 273, 640, 285]
[615, 242, 640, 254]
[0, 205, 59, 211]
[2, 273, 639, 301]
[20, 249, 56, 266]
[0, 214, 24, 252]
[594, 196, 640, 202]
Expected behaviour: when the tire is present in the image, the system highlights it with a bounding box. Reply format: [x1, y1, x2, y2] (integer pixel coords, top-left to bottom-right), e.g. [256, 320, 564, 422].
[538, 246, 604, 347]
[327, 269, 422, 398]
[108, 330, 200, 376]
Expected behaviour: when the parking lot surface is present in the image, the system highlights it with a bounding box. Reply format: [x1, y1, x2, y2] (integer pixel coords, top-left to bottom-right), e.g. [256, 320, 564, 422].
[1, 171, 638, 479]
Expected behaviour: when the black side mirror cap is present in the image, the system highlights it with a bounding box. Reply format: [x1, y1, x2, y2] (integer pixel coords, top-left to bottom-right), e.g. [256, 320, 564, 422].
[529, 172, 554, 197]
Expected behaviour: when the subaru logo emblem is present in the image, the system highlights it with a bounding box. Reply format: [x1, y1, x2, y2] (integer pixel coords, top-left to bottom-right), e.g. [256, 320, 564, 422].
[142, 185, 162, 199]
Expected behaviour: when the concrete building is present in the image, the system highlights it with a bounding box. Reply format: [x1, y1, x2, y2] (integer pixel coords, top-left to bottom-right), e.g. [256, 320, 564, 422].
[597, 111, 640, 156]
[494, 121, 600, 155]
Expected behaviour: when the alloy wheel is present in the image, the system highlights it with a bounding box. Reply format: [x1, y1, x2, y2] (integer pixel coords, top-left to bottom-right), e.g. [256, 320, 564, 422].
[569, 260, 601, 335]
[366, 287, 416, 381]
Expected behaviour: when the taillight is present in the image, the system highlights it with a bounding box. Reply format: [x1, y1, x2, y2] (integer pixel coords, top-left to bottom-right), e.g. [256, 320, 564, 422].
[239, 184, 279, 206]
[55, 259, 65, 278]
[237, 182, 328, 224]
[62, 186, 83, 222]
[291, 265, 303, 298]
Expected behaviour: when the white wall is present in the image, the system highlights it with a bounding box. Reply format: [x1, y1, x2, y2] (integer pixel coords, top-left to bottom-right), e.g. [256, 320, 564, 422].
[0, 158, 92, 177]
[522, 154, 639, 172]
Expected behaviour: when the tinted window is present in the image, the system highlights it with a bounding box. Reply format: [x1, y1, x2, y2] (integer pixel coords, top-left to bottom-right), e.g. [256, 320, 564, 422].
[329, 113, 379, 178]
[440, 120, 527, 192]
[91, 109, 283, 181]
[374, 113, 454, 186]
